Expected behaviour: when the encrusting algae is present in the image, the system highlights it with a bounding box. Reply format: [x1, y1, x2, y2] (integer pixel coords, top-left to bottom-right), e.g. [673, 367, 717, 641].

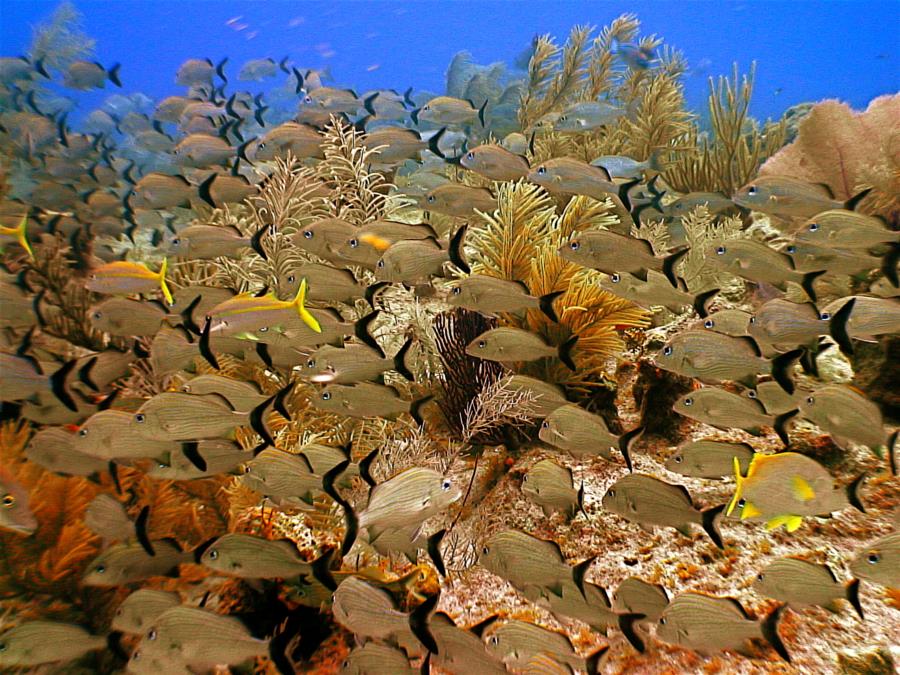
[0, 6, 898, 674]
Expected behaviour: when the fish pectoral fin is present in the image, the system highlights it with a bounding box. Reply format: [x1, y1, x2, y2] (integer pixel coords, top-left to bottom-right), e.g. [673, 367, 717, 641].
[740, 501, 761, 519]
[765, 514, 803, 532]
[674, 524, 692, 537]
[791, 475, 816, 502]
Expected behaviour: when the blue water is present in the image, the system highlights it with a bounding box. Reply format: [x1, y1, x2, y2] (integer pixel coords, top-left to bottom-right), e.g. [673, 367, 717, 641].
[1, 0, 898, 123]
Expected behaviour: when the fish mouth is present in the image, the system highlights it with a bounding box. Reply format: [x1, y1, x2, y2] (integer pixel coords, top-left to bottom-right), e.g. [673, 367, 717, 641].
[310, 368, 337, 384]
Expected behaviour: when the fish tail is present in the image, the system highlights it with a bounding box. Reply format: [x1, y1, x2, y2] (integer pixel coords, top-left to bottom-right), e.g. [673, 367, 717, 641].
[157, 258, 174, 305]
[662, 247, 690, 288]
[726, 456, 748, 517]
[311, 549, 337, 591]
[477, 99, 488, 127]
[800, 270, 825, 302]
[701, 503, 726, 549]
[292, 279, 322, 333]
[410, 394, 433, 428]
[268, 615, 299, 675]
[618, 426, 644, 472]
[249, 224, 268, 260]
[844, 187, 872, 212]
[393, 337, 416, 381]
[181, 441, 207, 471]
[199, 317, 221, 370]
[33, 56, 49, 78]
[273, 382, 295, 421]
[322, 459, 358, 556]
[771, 348, 802, 395]
[618, 613, 646, 653]
[773, 409, 797, 448]
[408, 592, 440, 654]
[197, 172, 217, 208]
[410, 107, 420, 125]
[448, 223, 469, 273]
[97, 389, 118, 410]
[845, 578, 865, 620]
[760, 604, 791, 662]
[828, 296, 856, 357]
[109, 461, 122, 494]
[134, 505, 155, 557]
[798, 341, 820, 376]
[427, 528, 447, 576]
[577, 481, 586, 517]
[427, 126, 446, 159]
[538, 290, 564, 323]
[249, 394, 277, 453]
[11, 214, 33, 259]
[362, 91, 379, 116]
[616, 177, 639, 212]
[358, 447, 379, 487]
[354, 309, 383, 356]
[880, 241, 899, 288]
[558, 335, 578, 371]
[78, 356, 100, 392]
[571, 555, 595, 599]
[693, 288, 718, 318]
[364, 280, 389, 308]
[887, 429, 899, 476]
[585, 646, 609, 675]
[107, 62, 122, 87]
[49, 358, 78, 412]
[845, 472, 867, 513]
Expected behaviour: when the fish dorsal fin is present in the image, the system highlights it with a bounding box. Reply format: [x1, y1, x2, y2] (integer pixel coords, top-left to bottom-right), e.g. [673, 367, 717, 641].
[673, 483, 694, 507]
[726, 456, 748, 517]
[512, 279, 531, 293]
[815, 182, 835, 199]
[737, 335, 763, 357]
[723, 597, 752, 619]
[821, 562, 839, 583]
[791, 475, 815, 502]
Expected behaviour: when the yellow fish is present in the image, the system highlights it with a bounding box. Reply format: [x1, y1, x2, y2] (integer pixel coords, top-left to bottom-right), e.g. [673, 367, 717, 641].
[0, 214, 33, 259]
[207, 278, 321, 335]
[86, 259, 173, 305]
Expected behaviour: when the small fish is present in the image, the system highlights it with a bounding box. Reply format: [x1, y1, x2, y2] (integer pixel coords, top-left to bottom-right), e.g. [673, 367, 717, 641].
[600, 271, 715, 316]
[849, 532, 900, 588]
[62, 60, 121, 89]
[423, 184, 496, 217]
[560, 230, 684, 286]
[591, 151, 662, 179]
[613, 577, 669, 623]
[363, 126, 445, 165]
[300, 86, 363, 114]
[25, 427, 107, 476]
[172, 133, 245, 168]
[333, 221, 438, 269]
[795, 209, 899, 250]
[412, 96, 487, 126]
[149, 440, 251, 480]
[0, 469, 37, 535]
[238, 57, 279, 81]
[180, 374, 268, 413]
[747, 299, 831, 353]
[341, 642, 416, 675]
[83, 539, 189, 586]
[663, 192, 737, 220]
[241, 448, 321, 507]
[253, 122, 325, 161]
[727, 452, 864, 532]
[478, 529, 575, 601]
[167, 285, 236, 332]
[797, 384, 891, 451]
[656, 593, 790, 661]
[84, 494, 137, 543]
[554, 101, 624, 132]
[459, 144, 530, 180]
[197, 171, 257, 207]
[0, 55, 48, 82]
[539, 403, 641, 469]
[611, 38, 657, 70]
[0, 621, 107, 667]
[466, 327, 578, 370]
[112, 589, 182, 634]
[426, 612, 507, 674]
[602, 474, 724, 548]
[332, 576, 423, 654]
[131, 391, 272, 443]
[448, 275, 562, 321]
[501, 132, 530, 155]
[655, 330, 799, 393]
[303, 340, 414, 384]
[206, 280, 321, 336]
[358, 466, 461, 535]
[665, 440, 754, 479]
[313, 382, 430, 424]
[822, 295, 900, 347]
[175, 58, 216, 86]
[149, 326, 203, 375]
[732, 176, 869, 219]
[753, 558, 864, 619]
[73, 410, 180, 461]
[743, 380, 803, 416]
[0, 214, 33, 259]
[483, 619, 583, 672]
[505, 375, 569, 417]
[130, 606, 269, 672]
[86, 259, 173, 305]
[528, 157, 619, 200]
[0, 353, 77, 412]
[89, 297, 169, 337]
[375, 238, 451, 283]
[707, 239, 821, 299]
[166, 225, 251, 260]
[522, 459, 583, 518]
[543, 578, 622, 634]
[673, 387, 778, 437]
[782, 240, 882, 276]
[200, 532, 313, 579]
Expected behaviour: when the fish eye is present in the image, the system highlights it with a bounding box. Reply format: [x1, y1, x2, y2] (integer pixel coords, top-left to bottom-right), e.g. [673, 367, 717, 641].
[608, 489, 616, 497]
[423, 105, 430, 111]
[376, 260, 385, 268]
[490, 636, 499, 645]
[749, 316, 756, 324]
[466, 152, 474, 161]
[115, 608, 123, 616]
[349, 238, 359, 248]
[259, 326, 268, 332]
[786, 245, 796, 254]
[79, 428, 88, 437]
[819, 312, 830, 320]
[541, 420, 549, 429]
[134, 413, 146, 423]
[92, 311, 102, 319]
[304, 95, 312, 104]
[660, 617, 667, 625]
[258, 142, 266, 149]
[2, 494, 14, 507]
[569, 240, 580, 250]
[867, 552, 880, 564]
[522, 475, 528, 482]
[287, 274, 295, 283]
[148, 629, 157, 641]
[756, 573, 764, 581]
[481, 546, 489, 555]
[662, 345, 673, 356]
[808, 222, 819, 232]
[209, 549, 218, 560]
[307, 359, 315, 368]
[182, 384, 191, 393]
[132, 650, 140, 660]
[715, 246, 726, 255]
[611, 273, 620, 283]
[537, 166, 547, 175]
[427, 195, 436, 203]
[342, 661, 349, 669]
[747, 186, 758, 196]
[737, 498, 746, 508]
[322, 391, 332, 400]
[441, 479, 452, 491]
[303, 230, 313, 239]
[683, 397, 693, 406]
[477, 340, 486, 348]
[96, 564, 106, 574]
[806, 396, 814, 405]
[451, 287, 461, 295]
[747, 389, 758, 399]
[673, 456, 682, 464]
[703, 319, 714, 328]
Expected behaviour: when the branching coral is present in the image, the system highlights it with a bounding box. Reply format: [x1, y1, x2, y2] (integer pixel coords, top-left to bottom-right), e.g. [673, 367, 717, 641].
[674, 205, 744, 293]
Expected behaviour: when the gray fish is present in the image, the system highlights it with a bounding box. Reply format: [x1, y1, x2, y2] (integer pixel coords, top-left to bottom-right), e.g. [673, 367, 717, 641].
[197, 172, 257, 207]
[795, 209, 899, 250]
[74, 410, 180, 461]
[241, 448, 321, 507]
[460, 144, 530, 181]
[253, 122, 325, 161]
[655, 330, 799, 393]
[149, 326, 202, 376]
[359, 466, 461, 535]
[149, 440, 251, 480]
[601, 474, 724, 548]
[664, 192, 736, 219]
[673, 387, 776, 436]
[782, 240, 882, 276]
[172, 133, 241, 167]
[592, 151, 662, 179]
[282, 263, 366, 303]
[423, 184, 495, 217]
[313, 382, 429, 423]
[292, 217, 358, 264]
[753, 558, 863, 619]
[412, 95, 486, 126]
[466, 327, 577, 370]
[83, 539, 189, 586]
[539, 403, 638, 468]
[112, 589, 182, 633]
[166, 285, 236, 331]
[522, 459, 583, 518]
[238, 57, 279, 81]
[849, 532, 900, 588]
[63, 60, 121, 89]
[341, 642, 416, 675]
[483, 619, 583, 672]
[175, 58, 215, 86]
[665, 440, 754, 479]
[429, 612, 508, 675]
[554, 101, 624, 132]
[364, 126, 445, 165]
[743, 381, 802, 416]
[560, 230, 684, 285]
[613, 577, 669, 623]
[89, 297, 169, 337]
[180, 374, 267, 412]
[334, 221, 438, 269]
[528, 157, 618, 199]
[600, 270, 712, 316]
[131, 391, 269, 443]
[25, 427, 108, 476]
[332, 576, 422, 654]
[478, 529, 574, 601]
[0, 621, 106, 667]
[543, 578, 621, 633]
[375, 238, 449, 283]
[822, 295, 900, 343]
[447, 275, 561, 320]
[302, 341, 413, 385]
[747, 299, 829, 351]
[505, 375, 569, 417]
[656, 592, 790, 660]
[707, 239, 819, 296]
[0, 469, 36, 535]
[733, 175, 864, 219]
[301, 86, 363, 114]
[798, 384, 890, 451]
[200, 533, 313, 579]
[166, 225, 251, 260]
[84, 494, 136, 543]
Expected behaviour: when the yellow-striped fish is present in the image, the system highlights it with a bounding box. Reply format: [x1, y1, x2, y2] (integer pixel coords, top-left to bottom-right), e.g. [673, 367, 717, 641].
[0, 214, 33, 259]
[86, 259, 173, 305]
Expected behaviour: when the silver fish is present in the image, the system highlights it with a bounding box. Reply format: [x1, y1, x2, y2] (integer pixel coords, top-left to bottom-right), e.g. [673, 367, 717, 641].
[200, 532, 313, 579]
[0, 469, 36, 535]
[83, 539, 189, 586]
[0, 621, 106, 667]
[112, 589, 182, 633]
[665, 440, 754, 479]
[673, 387, 776, 436]
[522, 459, 583, 518]
[753, 557, 863, 619]
[849, 532, 900, 588]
